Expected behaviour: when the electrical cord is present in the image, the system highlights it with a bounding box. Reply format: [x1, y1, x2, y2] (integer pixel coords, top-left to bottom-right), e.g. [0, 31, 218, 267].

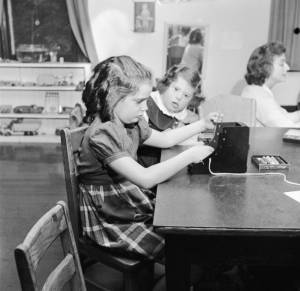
[208, 158, 300, 186]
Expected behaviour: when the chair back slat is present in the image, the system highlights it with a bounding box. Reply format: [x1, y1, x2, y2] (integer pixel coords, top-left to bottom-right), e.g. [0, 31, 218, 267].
[18, 205, 67, 272]
[60, 126, 88, 246]
[14, 201, 86, 291]
[42, 254, 75, 291]
[201, 94, 256, 126]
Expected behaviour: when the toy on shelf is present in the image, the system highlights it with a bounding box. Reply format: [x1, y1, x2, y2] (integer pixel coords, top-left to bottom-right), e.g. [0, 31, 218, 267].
[13, 105, 44, 114]
[55, 103, 85, 135]
[59, 106, 73, 114]
[44, 91, 59, 113]
[0, 105, 13, 113]
[16, 44, 48, 63]
[0, 119, 40, 136]
[37, 74, 56, 86]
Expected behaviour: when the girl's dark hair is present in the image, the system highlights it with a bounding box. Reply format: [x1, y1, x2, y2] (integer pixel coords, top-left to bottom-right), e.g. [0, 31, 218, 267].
[244, 42, 286, 86]
[156, 64, 201, 96]
[181, 26, 191, 36]
[82, 56, 152, 124]
[189, 28, 203, 45]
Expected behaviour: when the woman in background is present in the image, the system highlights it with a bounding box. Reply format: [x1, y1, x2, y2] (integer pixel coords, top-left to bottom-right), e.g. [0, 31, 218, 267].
[242, 41, 300, 127]
[181, 28, 204, 74]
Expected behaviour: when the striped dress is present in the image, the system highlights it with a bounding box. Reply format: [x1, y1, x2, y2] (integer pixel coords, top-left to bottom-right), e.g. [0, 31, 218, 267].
[77, 116, 164, 260]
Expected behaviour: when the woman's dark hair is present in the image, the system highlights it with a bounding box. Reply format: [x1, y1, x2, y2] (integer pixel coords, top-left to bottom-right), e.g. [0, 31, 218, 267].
[181, 26, 191, 36]
[82, 55, 152, 124]
[188, 28, 203, 45]
[244, 42, 286, 86]
[156, 64, 201, 96]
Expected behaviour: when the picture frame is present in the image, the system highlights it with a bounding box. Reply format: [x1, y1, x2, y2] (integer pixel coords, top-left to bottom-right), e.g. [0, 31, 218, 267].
[164, 23, 208, 78]
[134, 1, 155, 33]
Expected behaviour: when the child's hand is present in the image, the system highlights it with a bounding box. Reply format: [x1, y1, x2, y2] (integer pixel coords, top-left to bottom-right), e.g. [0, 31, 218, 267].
[186, 145, 214, 164]
[203, 112, 223, 130]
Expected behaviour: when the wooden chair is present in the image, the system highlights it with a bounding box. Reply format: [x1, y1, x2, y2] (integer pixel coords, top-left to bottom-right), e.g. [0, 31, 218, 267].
[14, 201, 87, 291]
[60, 126, 159, 291]
[200, 94, 256, 126]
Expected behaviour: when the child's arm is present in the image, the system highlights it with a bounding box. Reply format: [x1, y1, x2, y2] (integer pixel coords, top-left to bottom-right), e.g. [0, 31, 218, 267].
[144, 112, 220, 148]
[109, 144, 213, 189]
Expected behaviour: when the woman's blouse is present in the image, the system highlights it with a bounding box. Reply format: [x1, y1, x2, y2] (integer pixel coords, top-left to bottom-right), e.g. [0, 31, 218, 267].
[241, 84, 300, 127]
[181, 44, 204, 72]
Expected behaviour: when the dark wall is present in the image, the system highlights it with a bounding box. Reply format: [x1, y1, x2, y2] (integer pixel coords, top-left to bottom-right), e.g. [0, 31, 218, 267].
[11, 0, 88, 62]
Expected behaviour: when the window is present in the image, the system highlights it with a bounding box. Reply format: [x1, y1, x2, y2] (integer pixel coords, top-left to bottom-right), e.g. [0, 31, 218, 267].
[269, 0, 300, 71]
[1, 0, 88, 62]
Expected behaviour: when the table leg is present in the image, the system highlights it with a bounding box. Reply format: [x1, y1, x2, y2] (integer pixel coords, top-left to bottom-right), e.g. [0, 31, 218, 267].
[165, 236, 190, 291]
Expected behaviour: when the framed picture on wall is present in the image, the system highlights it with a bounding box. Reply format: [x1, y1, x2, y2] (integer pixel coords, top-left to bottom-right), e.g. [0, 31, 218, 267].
[134, 1, 155, 33]
[164, 23, 208, 78]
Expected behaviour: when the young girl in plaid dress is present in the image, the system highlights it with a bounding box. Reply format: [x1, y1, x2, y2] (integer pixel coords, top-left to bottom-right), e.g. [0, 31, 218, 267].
[78, 55, 219, 261]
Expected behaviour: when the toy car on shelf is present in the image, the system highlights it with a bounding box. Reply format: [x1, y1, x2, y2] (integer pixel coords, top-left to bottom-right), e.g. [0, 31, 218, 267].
[0, 119, 40, 136]
[13, 105, 44, 114]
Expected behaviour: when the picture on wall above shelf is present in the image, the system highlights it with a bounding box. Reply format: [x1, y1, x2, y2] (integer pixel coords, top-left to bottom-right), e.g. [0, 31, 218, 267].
[134, 1, 155, 33]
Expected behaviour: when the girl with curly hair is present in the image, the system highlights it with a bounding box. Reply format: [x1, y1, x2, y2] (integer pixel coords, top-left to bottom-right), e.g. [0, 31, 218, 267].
[138, 64, 203, 167]
[78, 55, 219, 260]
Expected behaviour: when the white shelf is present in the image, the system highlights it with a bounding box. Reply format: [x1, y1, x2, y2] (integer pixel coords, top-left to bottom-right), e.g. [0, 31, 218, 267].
[0, 134, 60, 143]
[0, 86, 80, 91]
[0, 113, 69, 119]
[0, 62, 90, 68]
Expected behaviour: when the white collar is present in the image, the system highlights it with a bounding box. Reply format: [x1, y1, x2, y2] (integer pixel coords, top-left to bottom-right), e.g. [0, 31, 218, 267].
[150, 91, 188, 121]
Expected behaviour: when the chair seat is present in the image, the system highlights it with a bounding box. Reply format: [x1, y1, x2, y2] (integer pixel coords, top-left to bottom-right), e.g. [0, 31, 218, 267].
[79, 237, 150, 272]
[84, 262, 165, 291]
[84, 262, 124, 291]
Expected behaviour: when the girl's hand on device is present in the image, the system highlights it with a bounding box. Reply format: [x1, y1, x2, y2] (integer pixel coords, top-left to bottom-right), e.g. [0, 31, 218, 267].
[203, 112, 223, 130]
[187, 145, 214, 163]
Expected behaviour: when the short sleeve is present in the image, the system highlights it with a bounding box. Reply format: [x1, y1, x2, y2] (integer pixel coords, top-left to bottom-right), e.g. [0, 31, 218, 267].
[138, 117, 152, 144]
[89, 122, 129, 165]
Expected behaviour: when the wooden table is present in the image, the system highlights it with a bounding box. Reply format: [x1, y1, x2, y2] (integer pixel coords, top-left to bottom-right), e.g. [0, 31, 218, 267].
[153, 127, 300, 290]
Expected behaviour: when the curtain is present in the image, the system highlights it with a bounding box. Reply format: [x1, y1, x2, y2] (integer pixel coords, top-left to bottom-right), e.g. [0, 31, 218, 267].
[269, 0, 300, 70]
[65, 0, 98, 65]
[0, 0, 3, 24]
[0, 0, 11, 59]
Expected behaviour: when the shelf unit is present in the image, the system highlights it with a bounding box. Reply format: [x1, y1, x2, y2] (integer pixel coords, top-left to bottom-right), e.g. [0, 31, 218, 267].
[0, 62, 90, 141]
[0, 86, 78, 91]
[0, 134, 60, 144]
[0, 113, 69, 119]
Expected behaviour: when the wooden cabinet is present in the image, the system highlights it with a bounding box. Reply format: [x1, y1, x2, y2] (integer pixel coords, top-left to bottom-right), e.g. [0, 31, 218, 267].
[0, 62, 90, 142]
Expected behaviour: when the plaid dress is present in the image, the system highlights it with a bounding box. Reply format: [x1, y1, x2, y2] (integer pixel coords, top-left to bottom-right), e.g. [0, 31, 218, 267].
[78, 117, 164, 260]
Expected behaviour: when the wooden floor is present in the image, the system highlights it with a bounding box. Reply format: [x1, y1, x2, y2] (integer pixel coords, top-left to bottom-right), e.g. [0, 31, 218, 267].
[0, 143, 67, 290]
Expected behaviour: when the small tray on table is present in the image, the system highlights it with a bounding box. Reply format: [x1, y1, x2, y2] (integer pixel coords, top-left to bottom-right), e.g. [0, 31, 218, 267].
[251, 155, 289, 171]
